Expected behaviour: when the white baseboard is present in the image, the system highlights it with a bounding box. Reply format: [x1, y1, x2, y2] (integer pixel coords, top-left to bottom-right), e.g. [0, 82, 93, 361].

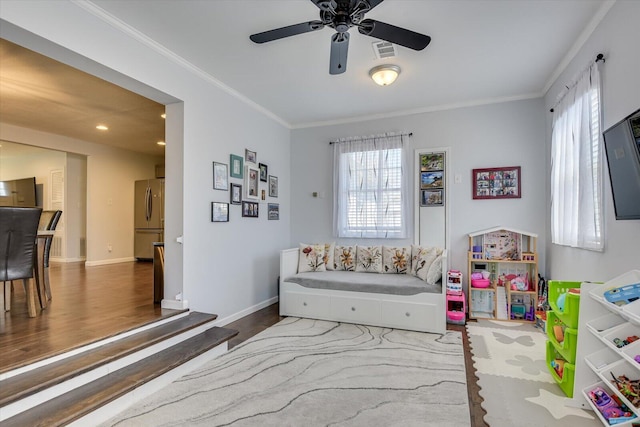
[213, 296, 279, 327]
[85, 257, 136, 267]
[161, 299, 189, 310]
[50, 257, 86, 263]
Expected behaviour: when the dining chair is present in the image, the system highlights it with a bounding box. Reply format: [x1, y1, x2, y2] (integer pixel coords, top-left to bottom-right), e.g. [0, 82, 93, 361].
[0, 206, 42, 317]
[42, 210, 62, 301]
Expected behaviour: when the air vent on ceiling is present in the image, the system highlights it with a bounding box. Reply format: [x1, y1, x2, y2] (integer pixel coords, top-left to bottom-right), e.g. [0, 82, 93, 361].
[372, 41, 397, 59]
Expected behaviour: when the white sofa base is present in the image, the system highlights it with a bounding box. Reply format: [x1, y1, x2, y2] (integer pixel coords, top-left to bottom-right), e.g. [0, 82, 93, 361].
[279, 248, 446, 334]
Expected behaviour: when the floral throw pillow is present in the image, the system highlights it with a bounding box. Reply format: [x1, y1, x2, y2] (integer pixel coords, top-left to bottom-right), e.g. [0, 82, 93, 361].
[298, 243, 326, 273]
[323, 242, 335, 271]
[382, 246, 410, 274]
[426, 254, 443, 285]
[410, 245, 442, 281]
[334, 245, 356, 271]
[355, 245, 383, 273]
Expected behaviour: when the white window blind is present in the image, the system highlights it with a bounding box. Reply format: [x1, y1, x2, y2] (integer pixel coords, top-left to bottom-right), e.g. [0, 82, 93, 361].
[333, 133, 409, 238]
[550, 62, 603, 251]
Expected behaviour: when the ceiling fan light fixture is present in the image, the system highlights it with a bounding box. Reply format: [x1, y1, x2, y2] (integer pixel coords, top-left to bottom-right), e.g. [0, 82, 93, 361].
[369, 64, 401, 86]
[96, 124, 109, 131]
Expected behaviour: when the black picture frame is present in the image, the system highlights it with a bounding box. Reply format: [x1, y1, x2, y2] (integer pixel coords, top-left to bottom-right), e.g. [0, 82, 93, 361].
[230, 183, 242, 205]
[211, 202, 229, 222]
[259, 163, 268, 182]
[242, 201, 259, 218]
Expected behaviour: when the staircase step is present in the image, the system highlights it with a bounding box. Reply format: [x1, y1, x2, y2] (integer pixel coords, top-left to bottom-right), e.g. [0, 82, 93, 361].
[0, 311, 217, 408]
[0, 325, 238, 427]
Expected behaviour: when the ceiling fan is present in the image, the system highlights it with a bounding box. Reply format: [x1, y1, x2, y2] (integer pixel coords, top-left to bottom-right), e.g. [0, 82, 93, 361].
[249, 0, 431, 75]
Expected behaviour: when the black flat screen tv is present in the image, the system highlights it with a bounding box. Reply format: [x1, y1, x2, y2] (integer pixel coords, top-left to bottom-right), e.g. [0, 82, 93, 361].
[603, 108, 640, 220]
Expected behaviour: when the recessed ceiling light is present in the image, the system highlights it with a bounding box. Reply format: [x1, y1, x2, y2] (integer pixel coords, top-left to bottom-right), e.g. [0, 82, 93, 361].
[161, 113, 166, 119]
[157, 141, 166, 146]
[96, 125, 109, 131]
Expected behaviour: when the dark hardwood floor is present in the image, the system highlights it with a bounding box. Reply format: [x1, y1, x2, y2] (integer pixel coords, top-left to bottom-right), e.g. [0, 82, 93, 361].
[1, 262, 486, 426]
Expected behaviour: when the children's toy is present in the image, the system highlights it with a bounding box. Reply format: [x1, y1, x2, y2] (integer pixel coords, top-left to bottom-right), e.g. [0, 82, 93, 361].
[635, 355, 640, 364]
[557, 292, 567, 312]
[446, 293, 466, 325]
[610, 373, 640, 407]
[588, 386, 637, 425]
[446, 270, 463, 295]
[551, 359, 564, 377]
[604, 283, 640, 307]
[553, 325, 565, 343]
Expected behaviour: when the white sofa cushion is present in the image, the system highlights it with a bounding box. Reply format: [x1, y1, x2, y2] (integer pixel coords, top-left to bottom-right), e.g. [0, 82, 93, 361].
[298, 243, 326, 272]
[334, 245, 356, 271]
[411, 245, 442, 281]
[382, 246, 410, 274]
[355, 245, 383, 273]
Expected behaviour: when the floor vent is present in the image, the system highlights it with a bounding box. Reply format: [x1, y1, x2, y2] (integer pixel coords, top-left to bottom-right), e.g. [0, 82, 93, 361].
[51, 236, 63, 258]
[372, 41, 397, 59]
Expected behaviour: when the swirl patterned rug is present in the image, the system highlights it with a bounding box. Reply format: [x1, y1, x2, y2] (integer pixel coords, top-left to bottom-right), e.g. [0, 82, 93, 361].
[466, 319, 599, 426]
[103, 317, 469, 427]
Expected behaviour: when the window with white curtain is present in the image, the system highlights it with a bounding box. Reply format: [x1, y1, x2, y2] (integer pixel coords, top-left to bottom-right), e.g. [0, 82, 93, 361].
[333, 133, 409, 238]
[550, 62, 603, 251]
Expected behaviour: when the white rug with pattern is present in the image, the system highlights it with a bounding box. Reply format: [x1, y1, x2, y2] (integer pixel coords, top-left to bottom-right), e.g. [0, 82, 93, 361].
[104, 317, 470, 426]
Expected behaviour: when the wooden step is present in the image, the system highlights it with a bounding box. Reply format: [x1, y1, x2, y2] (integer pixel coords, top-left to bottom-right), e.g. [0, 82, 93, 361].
[0, 325, 238, 427]
[0, 311, 217, 409]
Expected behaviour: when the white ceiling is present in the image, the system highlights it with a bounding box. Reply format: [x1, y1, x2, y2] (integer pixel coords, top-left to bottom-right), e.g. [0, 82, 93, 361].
[1, 0, 608, 154]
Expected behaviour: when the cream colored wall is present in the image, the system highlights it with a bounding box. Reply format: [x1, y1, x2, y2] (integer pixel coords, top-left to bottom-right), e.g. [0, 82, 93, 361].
[0, 123, 162, 264]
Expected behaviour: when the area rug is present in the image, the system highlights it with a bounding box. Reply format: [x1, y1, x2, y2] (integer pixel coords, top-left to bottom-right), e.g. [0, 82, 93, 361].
[104, 318, 470, 426]
[467, 319, 599, 426]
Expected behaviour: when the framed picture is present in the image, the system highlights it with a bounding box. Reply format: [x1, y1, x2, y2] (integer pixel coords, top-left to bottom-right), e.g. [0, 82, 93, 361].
[230, 154, 243, 179]
[213, 162, 228, 190]
[420, 153, 444, 171]
[230, 183, 242, 204]
[421, 189, 444, 207]
[259, 163, 268, 182]
[245, 149, 257, 164]
[268, 203, 279, 220]
[211, 202, 229, 222]
[420, 171, 443, 189]
[472, 166, 521, 199]
[244, 165, 259, 200]
[268, 175, 278, 197]
[242, 201, 259, 218]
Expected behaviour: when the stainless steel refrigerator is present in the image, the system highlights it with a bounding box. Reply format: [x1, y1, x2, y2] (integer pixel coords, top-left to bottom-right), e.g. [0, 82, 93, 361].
[135, 179, 164, 260]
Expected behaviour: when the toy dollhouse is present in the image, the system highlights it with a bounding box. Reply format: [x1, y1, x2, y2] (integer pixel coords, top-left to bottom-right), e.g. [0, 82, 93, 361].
[467, 226, 538, 321]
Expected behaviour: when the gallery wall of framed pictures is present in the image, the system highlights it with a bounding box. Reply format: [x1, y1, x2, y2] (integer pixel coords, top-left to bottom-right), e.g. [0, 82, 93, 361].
[210, 148, 281, 222]
[419, 152, 445, 207]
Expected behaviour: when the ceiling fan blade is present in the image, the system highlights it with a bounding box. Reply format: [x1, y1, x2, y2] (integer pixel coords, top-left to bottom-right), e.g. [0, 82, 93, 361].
[250, 21, 325, 44]
[366, 0, 385, 11]
[329, 32, 349, 75]
[310, 0, 336, 12]
[358, 19, 431, 50]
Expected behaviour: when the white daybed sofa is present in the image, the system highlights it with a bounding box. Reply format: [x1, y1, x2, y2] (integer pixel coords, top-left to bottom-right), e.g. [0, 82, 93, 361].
[279, 247, 447, 334]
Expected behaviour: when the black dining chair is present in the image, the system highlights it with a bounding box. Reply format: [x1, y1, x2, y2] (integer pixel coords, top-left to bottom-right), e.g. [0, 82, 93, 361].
[0, 206, 42, 317]
[42, 210, 62, 301]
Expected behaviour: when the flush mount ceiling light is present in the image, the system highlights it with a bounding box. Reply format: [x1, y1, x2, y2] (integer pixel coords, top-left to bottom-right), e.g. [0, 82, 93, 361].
[369, 64, 401, 86]
[96, 124, 108, 131]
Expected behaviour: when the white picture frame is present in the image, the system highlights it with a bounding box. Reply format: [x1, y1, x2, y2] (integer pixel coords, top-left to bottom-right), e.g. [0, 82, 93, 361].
[244, 165, 260, 200]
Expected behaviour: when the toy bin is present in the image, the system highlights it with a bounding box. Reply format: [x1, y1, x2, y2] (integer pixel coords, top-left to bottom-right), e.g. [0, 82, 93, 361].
[548, 280, 582, 328]
[546, 341, 576, 398]
[546, 310, 579, 364]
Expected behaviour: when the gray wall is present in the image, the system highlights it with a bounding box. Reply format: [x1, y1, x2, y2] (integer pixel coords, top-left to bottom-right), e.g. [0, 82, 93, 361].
[544, 0, 640, 282]
[291, 98, 547, 287]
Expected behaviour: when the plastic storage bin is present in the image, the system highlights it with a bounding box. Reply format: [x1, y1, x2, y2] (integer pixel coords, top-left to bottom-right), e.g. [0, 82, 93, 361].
[546, 310, 579, 363]
[546, 341, 576, 398]
[548, 280, 582, 328]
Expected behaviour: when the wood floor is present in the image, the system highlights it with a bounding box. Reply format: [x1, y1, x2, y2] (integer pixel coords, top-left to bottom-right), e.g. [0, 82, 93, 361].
[1, 261, 487, 426]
